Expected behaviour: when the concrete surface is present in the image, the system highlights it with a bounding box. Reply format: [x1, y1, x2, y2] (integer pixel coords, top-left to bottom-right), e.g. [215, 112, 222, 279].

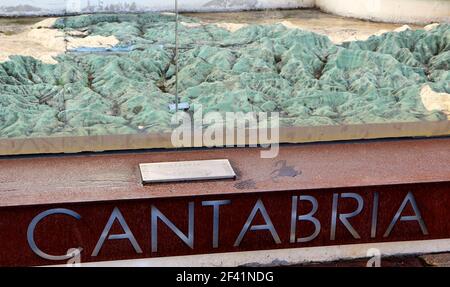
[2, 0, 449, 24]
[420, 253, 450, 267]
[303, 252, 450, 267]
[316, 0, 450, 24]
[53, 240, 450, 267]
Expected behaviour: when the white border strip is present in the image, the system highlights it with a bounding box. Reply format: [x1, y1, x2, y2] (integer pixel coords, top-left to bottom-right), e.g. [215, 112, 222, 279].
[52, 239, 450, 267]
[316, 0, 450, 24]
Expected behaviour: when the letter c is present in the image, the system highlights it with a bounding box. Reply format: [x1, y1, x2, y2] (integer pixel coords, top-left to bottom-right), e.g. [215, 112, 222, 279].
[27, 208, 82, 261]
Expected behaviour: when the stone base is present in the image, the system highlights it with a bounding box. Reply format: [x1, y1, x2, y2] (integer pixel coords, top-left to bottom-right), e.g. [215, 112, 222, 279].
[1, 138, 449, 266]
[316, 0, 450, 24]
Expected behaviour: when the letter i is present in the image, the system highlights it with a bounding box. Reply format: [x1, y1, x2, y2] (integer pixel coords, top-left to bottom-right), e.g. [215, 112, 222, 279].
[371, 192, 379, 238]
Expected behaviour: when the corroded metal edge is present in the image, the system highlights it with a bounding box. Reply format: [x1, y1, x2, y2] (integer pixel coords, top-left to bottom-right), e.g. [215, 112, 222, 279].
[0, 121, 449, 156]
[0, 137, 449, 207]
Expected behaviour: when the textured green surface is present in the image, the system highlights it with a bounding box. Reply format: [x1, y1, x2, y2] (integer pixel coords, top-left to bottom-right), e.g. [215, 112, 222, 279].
[0, 14, 448, 138]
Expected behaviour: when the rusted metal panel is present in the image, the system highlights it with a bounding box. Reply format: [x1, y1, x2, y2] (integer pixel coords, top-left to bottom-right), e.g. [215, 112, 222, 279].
[0, 138, 448, 266]
[0, 138, 449, 207]
[0, 182, 449, 266]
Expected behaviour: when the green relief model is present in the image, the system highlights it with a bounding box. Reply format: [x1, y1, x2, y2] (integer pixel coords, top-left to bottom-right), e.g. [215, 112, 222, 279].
[0, 13, 448, 138]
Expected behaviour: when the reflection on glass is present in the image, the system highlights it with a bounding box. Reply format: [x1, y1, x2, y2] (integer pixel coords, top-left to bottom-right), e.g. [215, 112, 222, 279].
[178, 9, 449, 126]
[0, 2, 184, 141]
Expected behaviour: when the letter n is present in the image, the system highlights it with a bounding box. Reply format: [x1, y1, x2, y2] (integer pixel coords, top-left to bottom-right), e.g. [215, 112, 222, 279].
[151, 202, 195, 252]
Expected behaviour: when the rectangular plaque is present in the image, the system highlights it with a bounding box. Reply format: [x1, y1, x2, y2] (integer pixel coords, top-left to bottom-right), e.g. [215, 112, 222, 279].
[139, 159, 236, 184]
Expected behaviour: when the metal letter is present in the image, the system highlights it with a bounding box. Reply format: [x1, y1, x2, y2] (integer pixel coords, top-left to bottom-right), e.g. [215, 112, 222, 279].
[151, 202, 195, 252]
[234, 199, 281, 247]
[91, 207, 143, 256]
[290, 195, 321, 243]
[27, 208, 82, 261]
[202, 200, 231, 248]
[331, 193, 364, 240]
[384, 192, 428, 237]
[371, 192, 379, 238]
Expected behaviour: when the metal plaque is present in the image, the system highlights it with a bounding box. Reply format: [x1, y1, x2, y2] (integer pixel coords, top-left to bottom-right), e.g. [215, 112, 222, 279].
[140, 159, 236, 184]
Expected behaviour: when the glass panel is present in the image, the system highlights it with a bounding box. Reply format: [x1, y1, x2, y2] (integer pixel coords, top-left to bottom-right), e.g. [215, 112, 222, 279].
[178, 1, 450, 147]
[0, 1, 449, 156]
[0, 1, 180, 155]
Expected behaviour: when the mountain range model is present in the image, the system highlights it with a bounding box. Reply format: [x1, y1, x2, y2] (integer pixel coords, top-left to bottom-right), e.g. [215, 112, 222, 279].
[0, 14, 448, 139]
